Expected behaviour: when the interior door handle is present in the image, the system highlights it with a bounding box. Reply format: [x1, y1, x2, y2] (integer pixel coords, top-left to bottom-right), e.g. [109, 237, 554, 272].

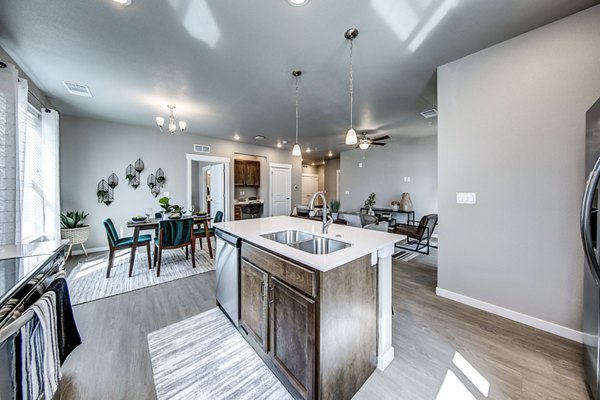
[581, 157, 600, 285]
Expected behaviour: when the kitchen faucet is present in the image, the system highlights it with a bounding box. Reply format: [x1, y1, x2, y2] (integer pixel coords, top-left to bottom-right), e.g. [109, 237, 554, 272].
[308, 191, 333, 234]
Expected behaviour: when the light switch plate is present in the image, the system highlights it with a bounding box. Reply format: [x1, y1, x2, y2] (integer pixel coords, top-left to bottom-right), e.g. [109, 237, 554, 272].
[456, 192, 476, 204]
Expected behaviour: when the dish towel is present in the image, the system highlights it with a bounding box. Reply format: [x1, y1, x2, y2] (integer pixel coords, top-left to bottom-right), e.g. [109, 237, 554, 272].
[47, 277, 81, 364]
[20, 291, 61, 400]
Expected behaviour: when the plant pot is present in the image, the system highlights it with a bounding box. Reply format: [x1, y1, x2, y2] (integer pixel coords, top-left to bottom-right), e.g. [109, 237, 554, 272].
[61, 226, 90, 245]
[368, 208, 375, 216]
[332, 212, 338, 220]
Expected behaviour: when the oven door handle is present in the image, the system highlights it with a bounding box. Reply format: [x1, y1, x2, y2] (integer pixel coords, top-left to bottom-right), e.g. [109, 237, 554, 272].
[581, 157, 600, 285]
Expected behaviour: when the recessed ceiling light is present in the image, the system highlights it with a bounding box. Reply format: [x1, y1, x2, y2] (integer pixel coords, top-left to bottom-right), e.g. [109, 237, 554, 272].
[282, 140, 288, 145]
[287, 0, 309, 6]
[328, 150, 333, 157]
[255, 135, 265, 140]
[113, 0, 132, 5]
[311, 162, 315, 166]
[233, 133, 240, 140]
[277, 142, 282, 148]
[306, 147, 311, 153]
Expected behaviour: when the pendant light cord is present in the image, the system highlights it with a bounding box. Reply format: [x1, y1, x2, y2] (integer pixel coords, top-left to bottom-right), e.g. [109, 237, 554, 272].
[349, 37, 353, 130]
[295, 76, 299, 144]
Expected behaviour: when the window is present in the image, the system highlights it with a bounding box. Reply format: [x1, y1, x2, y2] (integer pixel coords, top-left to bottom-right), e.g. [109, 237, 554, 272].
[20, 105, 45, 242]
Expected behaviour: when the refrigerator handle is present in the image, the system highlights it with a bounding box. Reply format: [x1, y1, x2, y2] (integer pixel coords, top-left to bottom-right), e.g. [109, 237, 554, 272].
[581, 157, 600, 285]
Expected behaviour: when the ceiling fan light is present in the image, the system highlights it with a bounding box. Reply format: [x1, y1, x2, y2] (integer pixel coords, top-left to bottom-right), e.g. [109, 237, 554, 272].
[292, 143, 302, 156]
[345, 128, 357, 145]
[359, 142, 370, 150]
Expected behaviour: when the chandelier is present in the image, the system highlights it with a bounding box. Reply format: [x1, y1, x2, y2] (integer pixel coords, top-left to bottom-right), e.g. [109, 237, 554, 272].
[156, 105, 187, 135]
[344, 28, 359, 145]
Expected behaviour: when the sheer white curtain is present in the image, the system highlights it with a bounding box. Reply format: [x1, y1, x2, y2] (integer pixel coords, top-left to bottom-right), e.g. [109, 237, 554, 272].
[0, 63, 23, 245]
[41, 109, 60, 241]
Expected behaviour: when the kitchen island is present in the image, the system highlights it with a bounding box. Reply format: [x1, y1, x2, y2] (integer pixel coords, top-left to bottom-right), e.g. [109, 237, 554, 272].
[214, 216, 403, 400]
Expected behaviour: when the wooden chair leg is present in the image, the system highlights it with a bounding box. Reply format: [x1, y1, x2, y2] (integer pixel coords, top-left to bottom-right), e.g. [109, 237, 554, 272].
[186, 245, 189, 260]
[199, 237, 203, 250]
[128, 246, 135, 277]
[146, 243, 152, 269]
[157, 247, 163, 277]
[106, 248, 115, 278]
[191, 241, 196, 269]
[153, 244, 158, 267]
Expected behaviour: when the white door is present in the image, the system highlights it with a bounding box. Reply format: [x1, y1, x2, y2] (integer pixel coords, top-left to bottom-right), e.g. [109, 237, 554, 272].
[210, 163, 225, 220]
[302, 174, 319, 205]
[270, 165, 291, 216]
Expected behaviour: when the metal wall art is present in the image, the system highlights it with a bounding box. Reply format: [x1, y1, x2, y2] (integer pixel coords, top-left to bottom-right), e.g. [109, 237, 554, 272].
[108, 173, 119, 189]
[147, 173, 156, 189]
[156, 168, 166, 187]
[134, 158, 145, 173]
[126, 164, 136, 184]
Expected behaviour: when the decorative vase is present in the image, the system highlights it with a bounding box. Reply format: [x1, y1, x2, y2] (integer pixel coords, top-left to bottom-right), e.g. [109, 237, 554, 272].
[332, 212, 338, 220]
[391, 201, 400, 212]
[368, 208, 375, 216]
[399, 193, 413, 212]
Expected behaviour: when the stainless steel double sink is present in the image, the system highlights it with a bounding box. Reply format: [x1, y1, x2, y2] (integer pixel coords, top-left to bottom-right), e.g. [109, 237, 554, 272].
[260, 230, 351, 255]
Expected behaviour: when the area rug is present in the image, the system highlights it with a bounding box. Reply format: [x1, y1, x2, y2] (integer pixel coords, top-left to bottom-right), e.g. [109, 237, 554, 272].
[68, 247, 215, 305]
[393, 249, 422, 262]
[148, 308, 292, 400]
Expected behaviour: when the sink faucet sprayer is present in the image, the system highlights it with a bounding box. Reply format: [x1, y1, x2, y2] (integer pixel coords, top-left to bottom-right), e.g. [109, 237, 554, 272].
[308, 191, 333, 234]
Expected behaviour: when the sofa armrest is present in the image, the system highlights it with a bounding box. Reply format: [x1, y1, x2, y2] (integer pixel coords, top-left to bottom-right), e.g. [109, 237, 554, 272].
[364, 221, 389, 232]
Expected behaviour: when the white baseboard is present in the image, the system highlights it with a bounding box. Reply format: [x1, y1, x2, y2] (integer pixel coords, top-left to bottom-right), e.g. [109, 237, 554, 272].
[71, 246, 108, 256]
[377, 347, 395, 371]
[435, 287, 583, 343]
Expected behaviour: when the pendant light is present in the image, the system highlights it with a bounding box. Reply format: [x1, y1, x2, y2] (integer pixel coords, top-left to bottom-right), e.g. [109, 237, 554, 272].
[292, 69, 302, 156]
[345, 28, 359, 145]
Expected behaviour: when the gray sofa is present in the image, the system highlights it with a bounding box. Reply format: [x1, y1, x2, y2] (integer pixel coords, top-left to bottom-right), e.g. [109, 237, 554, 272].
[338, 212, 389, 232]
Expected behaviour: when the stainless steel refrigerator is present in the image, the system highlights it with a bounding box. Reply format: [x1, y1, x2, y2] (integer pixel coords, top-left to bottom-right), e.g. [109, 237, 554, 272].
[583, 97, 600, 399]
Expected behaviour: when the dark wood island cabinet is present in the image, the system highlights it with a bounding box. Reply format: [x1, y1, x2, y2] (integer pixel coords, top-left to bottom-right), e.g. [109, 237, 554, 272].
[239, 242, 376, 400]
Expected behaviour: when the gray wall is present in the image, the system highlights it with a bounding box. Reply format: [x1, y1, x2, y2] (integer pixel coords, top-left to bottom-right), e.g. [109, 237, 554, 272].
[324, 158, 340, 201]
[437, 5, 600, 332]
[61, 115, 301, 249]
[339, 136, 437, 219]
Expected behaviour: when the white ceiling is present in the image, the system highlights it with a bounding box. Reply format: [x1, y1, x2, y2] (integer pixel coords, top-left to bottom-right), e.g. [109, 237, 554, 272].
[0, 0, 596, 160]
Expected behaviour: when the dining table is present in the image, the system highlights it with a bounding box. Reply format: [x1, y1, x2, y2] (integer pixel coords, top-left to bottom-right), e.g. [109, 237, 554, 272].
[126, 215, 213, 272]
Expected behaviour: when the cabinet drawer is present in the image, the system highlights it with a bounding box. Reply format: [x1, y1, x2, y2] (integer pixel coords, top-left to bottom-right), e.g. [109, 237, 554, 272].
[242, 243, 316, 298]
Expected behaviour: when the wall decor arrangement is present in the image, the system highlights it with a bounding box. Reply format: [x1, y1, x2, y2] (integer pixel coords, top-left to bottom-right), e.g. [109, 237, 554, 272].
[131, 175, 140, 189]
[134, 158, 145, 173]
[147, 173, 156, 189]
[151, 185, 161, 197]
[126, 164, 136, 184]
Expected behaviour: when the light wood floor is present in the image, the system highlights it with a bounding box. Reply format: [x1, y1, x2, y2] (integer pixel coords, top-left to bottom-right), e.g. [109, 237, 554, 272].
[54, 250, 589, 400]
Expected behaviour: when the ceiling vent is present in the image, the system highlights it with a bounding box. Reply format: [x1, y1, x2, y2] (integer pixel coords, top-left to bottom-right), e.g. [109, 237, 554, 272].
[62, 81, 92, 97]
[420, 109, 437, 119]
[194, 144, 211, 154]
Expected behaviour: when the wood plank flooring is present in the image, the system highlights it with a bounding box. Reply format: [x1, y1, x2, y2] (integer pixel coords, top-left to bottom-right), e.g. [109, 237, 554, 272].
[54, 250, 589, 400]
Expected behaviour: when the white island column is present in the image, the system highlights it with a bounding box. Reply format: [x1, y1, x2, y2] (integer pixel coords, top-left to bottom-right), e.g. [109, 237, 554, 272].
[376, 243, 395, 370]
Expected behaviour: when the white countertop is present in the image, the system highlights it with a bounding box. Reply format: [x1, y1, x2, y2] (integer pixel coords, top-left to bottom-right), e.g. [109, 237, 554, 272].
[0, 240, 69, 260]
[214, 216, 403, 272]
[235, 199, 264, 205]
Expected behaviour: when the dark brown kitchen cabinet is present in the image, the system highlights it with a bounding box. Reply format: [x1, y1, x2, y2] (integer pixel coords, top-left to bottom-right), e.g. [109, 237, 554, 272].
[234, 160, 260, 187]
[240, 260, 268, 351]
[240, 242, 376, 400]
[270, 277, 315, 400]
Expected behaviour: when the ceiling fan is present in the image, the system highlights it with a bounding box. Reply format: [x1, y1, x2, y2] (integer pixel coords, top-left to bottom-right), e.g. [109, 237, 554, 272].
[356, 132, 390, 150]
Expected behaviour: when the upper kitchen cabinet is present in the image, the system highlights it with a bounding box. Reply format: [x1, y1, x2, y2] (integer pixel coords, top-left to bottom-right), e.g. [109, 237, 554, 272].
[235, 160, 260, 187]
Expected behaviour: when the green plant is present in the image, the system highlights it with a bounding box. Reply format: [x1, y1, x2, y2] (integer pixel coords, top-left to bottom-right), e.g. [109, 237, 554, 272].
[60, 211, 89, 229]
[126, 173, 136, 184]
[97, 190, 109, 203]
[363, 192, 376, 209]
[329, 199, 340, 213]
[156, 176, 166, 184]
[158, 197, 181, 214]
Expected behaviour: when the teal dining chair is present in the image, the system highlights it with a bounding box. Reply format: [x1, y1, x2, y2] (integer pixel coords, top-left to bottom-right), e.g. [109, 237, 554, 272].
[154, 218, 195, 277]
[193, 210, 223, 252]
[103, 218, 152, 278]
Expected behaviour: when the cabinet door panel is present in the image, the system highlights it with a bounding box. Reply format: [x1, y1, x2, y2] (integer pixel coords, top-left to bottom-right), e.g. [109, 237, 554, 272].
[269, 277, 315, 400]
[234, 160, 245, 186]
[245, 161, 260, 186]
[240, 260, 268, 350]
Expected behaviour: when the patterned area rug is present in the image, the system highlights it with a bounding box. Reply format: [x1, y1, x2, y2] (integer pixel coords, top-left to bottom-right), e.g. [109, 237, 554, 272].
[148, 308, 292, 400]
[393, 238, 438, 262]
[68, 247, 215, 305]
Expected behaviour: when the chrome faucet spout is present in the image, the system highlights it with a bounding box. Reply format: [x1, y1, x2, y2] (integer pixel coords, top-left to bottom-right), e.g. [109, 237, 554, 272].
[309, 191, 333, 234]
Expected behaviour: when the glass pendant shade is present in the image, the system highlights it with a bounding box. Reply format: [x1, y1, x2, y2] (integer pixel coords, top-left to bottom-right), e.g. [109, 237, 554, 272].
[179, 121, 187, 131]
[346, 128, 358, 145]
[169, 123, 176, 133]
[292, 143, 301, 156]
[358, 141, 370, 150]
[156, 117, 164, 127]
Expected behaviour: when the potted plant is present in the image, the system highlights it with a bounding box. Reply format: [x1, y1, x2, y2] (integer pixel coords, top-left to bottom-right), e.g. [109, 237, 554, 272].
[158, 196, 173, 214]
[97, 189, 109, 203]
[330, 199, 340, 220]
[363, 192, 376, 215]
[60, 211, 90, 258]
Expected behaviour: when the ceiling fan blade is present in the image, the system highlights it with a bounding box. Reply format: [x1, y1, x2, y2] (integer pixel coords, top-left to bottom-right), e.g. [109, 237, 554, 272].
[371, 135, 390, 142]
[371, 142, 386, 146]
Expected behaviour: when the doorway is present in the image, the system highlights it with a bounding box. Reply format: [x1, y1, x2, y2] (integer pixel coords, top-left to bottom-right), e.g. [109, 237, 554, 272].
[269, 163, 292, 216]
[301, 173, 320, 205]
[186, 154, 230, 221]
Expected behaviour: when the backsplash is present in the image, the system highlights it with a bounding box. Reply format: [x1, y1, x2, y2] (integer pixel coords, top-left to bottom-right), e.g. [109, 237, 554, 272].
[236, 187, 258, 199]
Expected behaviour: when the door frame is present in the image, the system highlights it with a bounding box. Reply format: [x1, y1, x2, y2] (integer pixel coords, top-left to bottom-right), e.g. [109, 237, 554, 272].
[336, 169, 341, 201]
[269, 162, 292, 217]
[186, 154, 231, 221]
